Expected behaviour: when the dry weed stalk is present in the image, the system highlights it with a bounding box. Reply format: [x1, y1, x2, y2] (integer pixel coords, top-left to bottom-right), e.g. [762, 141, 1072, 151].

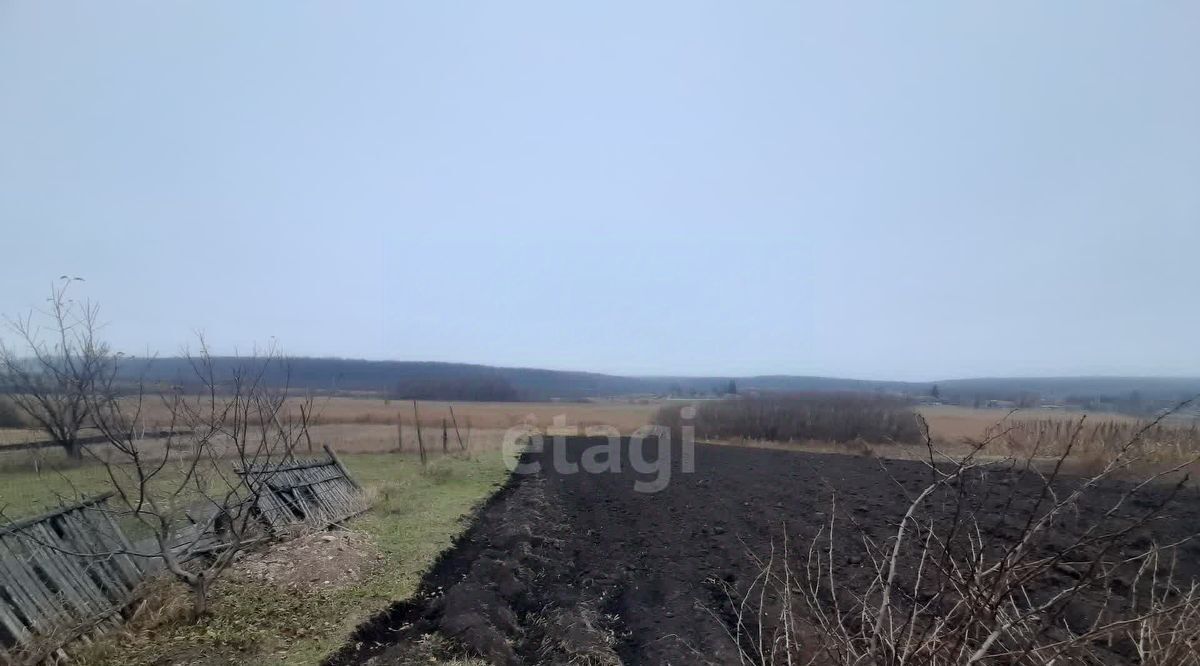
[720, 403, 1200, 665]
[981, 417, 1200, 471]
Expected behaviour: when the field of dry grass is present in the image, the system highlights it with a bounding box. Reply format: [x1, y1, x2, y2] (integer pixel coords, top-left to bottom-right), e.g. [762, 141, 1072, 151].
[0, 397, 660, 434]
[705, 405, 1199, 481]
[301, 397, 663, 433]
[0, 400, 1159, 444]
[0, 398, 665, 475]
[915, 404, 1139, 442]
[2, 398, 1193, 477]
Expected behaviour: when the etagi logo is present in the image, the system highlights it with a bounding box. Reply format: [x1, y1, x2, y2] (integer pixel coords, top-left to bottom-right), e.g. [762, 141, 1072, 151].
[501, 407, 697, 493]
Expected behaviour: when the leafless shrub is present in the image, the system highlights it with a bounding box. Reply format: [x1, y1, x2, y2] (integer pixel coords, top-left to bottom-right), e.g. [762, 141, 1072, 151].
[77, 340, 316, 618]
[718, 405, 1200, 665]
[983, 418, 1200, 469]
[0, 305, 317, 619]
[658, 393, 923, 446]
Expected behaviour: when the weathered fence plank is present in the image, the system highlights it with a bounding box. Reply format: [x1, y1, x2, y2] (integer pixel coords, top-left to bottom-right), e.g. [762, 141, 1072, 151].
[0, 493, 144, 663]
[0, 447, 365, 663]
[235, 447, 367, 532]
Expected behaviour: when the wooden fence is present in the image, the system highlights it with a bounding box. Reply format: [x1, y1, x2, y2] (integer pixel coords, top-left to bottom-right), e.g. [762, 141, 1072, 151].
[0, 446, 364, 664]
[0, 494, 143, 664]
[235, 445, 366, 531]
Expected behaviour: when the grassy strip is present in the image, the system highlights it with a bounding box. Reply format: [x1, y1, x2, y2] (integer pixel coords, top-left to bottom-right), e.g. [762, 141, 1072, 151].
[0, 461, 117, 520]
[66, 452, 509, 665]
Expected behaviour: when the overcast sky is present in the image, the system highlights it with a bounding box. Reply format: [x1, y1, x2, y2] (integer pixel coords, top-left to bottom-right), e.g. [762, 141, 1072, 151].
[1, 2, 1197, 381]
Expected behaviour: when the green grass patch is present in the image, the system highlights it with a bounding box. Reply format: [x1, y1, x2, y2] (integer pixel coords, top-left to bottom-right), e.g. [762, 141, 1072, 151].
[0, 460, 118, 520]
[0, 455, 241, 542]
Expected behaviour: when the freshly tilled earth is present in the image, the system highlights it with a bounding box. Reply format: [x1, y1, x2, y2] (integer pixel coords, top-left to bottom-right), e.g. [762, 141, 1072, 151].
[330, 438, 1200, 665]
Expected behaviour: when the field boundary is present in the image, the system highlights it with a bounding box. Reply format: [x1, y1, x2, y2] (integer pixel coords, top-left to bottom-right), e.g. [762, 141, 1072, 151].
[0, 431, 185, 454]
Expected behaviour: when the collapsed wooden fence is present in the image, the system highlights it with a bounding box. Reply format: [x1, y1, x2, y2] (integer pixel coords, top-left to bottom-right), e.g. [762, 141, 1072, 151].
[235, 445, 365, 531]
[0, 446, 364, 664]
[0, 494, 142, 664]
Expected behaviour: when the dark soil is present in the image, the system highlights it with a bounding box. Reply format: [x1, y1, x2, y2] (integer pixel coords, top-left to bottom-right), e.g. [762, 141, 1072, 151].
[329, 438, 1200, 665]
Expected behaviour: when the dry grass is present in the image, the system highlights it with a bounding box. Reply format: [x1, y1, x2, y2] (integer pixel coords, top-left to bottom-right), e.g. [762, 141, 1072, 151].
[8, 399, 1193, 486]
[0, 398, 664, 479]
[0, 397, 662, 446]
[130, 396, 663, 432]
[706, 405, 1200, 480]
[916, 405, 1140, 443]
[660, 394, 923, 445]
[0, 400, 1144, 451]
[707, 437, 926, 461]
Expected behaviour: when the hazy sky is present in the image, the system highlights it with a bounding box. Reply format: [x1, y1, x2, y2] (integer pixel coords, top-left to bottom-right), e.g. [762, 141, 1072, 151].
[1, 2, 1197, 381]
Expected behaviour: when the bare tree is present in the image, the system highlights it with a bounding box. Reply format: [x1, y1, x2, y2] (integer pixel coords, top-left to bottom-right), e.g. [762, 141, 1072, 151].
[0, 278, 109, 459]
[87, 340, 315, 617]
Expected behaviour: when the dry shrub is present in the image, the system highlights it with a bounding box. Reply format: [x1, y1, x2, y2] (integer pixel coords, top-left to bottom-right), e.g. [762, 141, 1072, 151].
[421, 457, 457, 484]
[844, 437, 875, 458]
[65, 577, 193, 666]
[658, 394, 923, 446]
[716, 409, 1200, 665]
[984, 418, 1200, 466]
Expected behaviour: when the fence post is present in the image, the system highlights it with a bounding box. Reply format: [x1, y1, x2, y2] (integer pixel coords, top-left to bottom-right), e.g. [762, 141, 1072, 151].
[449, 405, 465, 451]
[413, 401, 427, 466]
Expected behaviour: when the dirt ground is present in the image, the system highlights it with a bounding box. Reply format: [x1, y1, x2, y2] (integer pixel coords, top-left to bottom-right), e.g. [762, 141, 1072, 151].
[234, 529, 382, 591]
[331, 438, 1200, 665]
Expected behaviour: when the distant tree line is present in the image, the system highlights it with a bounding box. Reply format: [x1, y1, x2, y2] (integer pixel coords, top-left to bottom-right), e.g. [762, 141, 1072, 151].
[389, 375, 519, 402]
[932, 387, 1189, 417]
[937, 390, 1043, 409]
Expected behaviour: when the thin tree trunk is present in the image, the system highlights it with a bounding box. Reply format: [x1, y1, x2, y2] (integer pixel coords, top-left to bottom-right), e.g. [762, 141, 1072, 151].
[191, 573, 210, 619]
[301, 404, 314, 454]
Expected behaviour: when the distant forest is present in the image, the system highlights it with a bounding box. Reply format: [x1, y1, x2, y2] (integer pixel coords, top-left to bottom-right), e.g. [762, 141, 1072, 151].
[83, 357, 1200, 416]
